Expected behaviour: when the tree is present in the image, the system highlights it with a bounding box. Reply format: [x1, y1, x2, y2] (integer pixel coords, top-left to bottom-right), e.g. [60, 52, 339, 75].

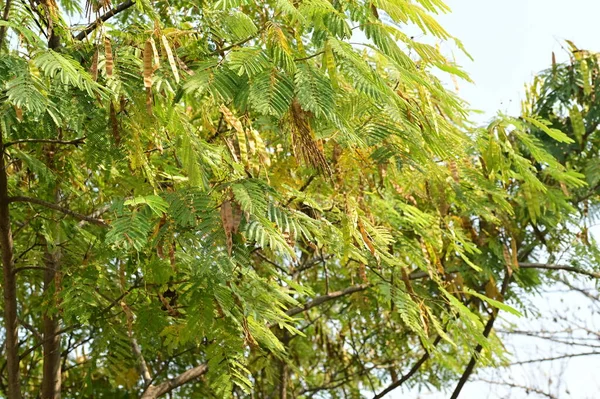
[465, 45, 600, 399]
[0, 0, 598, 399]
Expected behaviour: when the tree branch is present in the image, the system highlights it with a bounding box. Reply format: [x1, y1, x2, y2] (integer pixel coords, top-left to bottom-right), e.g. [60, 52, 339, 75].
[0, 129, 22, 399]
[74, 0, 135, 40]
[475, 378, 558, 399]
[509, 351, 600, 366]
[8, 196, 108, 226]
[283, 270, 434, 319]
[138, 274, 434, 398]
[372, 336, 443, 399]
[3, 137, 86, 148]
[285, 284, 371, 317]
[450, 270, 511, 399]
[140, 364, 209, 399]
[519, 263, 600, 280]
[0, 0, 12, 48]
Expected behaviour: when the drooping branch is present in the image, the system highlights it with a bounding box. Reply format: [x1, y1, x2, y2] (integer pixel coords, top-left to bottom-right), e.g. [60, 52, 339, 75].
[519, 263, 600, 280]
[8, 196, 108, 226]
[74, 0, 136, 40]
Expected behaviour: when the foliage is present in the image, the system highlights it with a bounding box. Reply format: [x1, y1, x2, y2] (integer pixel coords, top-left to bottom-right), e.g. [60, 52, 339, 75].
[0, 0, 598, 398]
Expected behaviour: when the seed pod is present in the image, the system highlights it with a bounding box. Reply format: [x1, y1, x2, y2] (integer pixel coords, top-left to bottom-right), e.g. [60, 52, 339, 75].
[150, 37, 160, 71]
[143, 39, 153, 89]
[221, 200, 234, 256]
[104, 37, 113, 78]
[109, 101, 120, 145]
[90, 48, 99, 81]
[161, 35, 180, 84]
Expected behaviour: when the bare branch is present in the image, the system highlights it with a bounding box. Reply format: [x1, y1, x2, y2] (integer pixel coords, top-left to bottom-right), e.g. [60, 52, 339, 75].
[475, 378, 558, 399]
[519, 263, 600, 280]
[140, 364, 209, 399]
[285, 284, 371, 317]
[74, 0, 136, 40]
[510, 351, 600, 365]
[372, 336, 443, 399]
[3, 137, 86, 148]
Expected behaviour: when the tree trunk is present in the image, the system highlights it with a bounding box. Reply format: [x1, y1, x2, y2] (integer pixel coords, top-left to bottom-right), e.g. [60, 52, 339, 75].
[0, 132, 22, 399]
[40, 246, 61, 399]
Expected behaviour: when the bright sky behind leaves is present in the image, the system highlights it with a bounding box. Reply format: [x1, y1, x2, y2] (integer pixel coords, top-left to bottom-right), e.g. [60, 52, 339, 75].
[438, 0, 600, 123]
[389, 1, 600, 398]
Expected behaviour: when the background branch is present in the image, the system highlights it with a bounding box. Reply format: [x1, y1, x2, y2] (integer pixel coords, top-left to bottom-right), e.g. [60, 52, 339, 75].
[74, 0, 136, 40]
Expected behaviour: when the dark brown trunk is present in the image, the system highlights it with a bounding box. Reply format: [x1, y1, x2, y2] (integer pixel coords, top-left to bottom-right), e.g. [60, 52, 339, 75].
[278, 362, 288, 399]
[0, 132, 22, 399]
[40, 246, 61, 399]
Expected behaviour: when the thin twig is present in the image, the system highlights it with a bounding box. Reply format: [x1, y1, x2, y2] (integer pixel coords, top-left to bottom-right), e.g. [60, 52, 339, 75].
[285, 284, 371, 318]
[372, 336, 443, 399]
[519, 263, 600, 280]
[475, 378, 558, 399]
[8, 196, 108, 226]
[3, 137, 86, 148]
[510, 351, 600, 365]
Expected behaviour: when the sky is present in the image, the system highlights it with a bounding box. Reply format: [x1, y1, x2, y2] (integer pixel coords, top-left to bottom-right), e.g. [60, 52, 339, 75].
[385, 1, 600, 398]
[435, 0, 600, 122]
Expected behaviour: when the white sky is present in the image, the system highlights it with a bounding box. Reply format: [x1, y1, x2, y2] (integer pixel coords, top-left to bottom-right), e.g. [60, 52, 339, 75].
[385, 1, 600, 398]
[436, 0, 600, 122]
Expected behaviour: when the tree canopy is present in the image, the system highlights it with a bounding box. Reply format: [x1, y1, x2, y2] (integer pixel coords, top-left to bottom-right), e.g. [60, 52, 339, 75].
[0, 0, 598, 398]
